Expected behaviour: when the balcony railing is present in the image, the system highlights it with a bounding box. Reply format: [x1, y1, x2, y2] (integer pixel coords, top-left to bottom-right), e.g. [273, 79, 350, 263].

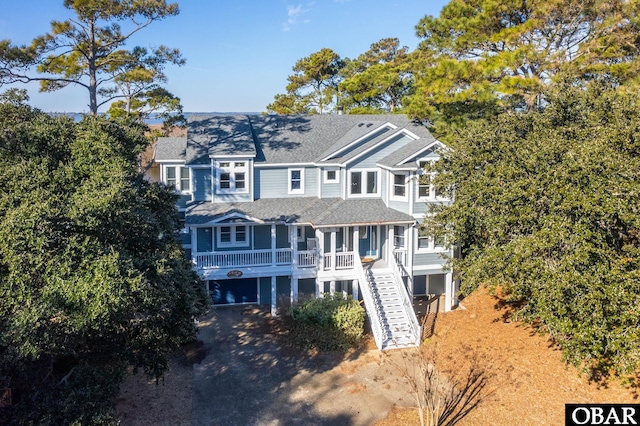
[323, 251, 355, 270]
[195, 249, 317, 270]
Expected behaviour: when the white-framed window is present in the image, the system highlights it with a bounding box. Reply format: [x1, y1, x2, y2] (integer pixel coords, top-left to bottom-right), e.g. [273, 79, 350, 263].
[349, 169, 379, 196]
[216, 161, 248, 194]
[288, 168, 305, 194]
[324, 168, 339, 183]
[417, 231, 447, 252]
[164, 165, 190, 192]
[217, 225, 249, 248]
[393, 225, 405, 248]
[391, 172, 408, 199]
[418, 160, 445, 200]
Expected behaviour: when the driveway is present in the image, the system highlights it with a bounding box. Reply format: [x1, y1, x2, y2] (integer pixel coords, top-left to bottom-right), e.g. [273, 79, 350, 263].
[192, 305, 414, 426]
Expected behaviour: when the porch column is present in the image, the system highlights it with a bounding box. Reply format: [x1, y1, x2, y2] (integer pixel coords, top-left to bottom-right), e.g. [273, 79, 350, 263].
[291, 276, 299, 304]
[271, 276, 277, 316]
[315, 278, 321, 298]
[316, 228, 324, 270]
[329, 280, 335, 296]
[352, 279, 359, 300]
[353, 226, 359, 259]
[271, 224, 276, 266]
[290, 226, 298, 269]
[388, 226, 394, 264]
[330, 230, 336, 271]
[444, 271, 453, 312]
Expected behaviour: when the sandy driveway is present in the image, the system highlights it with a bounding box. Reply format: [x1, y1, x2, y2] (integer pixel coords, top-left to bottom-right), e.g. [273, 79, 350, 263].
[192, 306, 414, 426]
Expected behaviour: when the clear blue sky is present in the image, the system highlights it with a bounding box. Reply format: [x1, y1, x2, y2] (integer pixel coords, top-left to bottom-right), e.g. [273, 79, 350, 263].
[1, 0, 448, 113]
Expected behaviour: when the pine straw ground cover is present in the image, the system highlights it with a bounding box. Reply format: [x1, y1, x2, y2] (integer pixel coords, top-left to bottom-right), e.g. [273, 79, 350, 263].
[117, 287, 638, 425]
[375, 286, 639, 425]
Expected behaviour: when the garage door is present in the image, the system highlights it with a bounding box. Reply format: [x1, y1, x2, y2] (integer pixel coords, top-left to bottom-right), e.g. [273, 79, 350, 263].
[209, 278, 258, 305]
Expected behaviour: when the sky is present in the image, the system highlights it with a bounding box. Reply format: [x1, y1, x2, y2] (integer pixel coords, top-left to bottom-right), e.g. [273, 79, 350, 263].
[1, 0, 449, 113]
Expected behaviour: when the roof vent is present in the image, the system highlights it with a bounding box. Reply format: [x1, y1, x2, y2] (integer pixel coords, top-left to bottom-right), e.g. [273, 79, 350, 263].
[366, 123, 373, 127]
[358, 122, 364, 127]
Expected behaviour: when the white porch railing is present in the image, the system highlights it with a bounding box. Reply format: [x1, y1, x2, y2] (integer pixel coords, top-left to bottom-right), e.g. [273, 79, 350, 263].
[394, 248, 407, 267]
[323, 251, 355, 270]
[390, 253, 421, 347]
[354, 256, 384, 350]
[196, 249, 317, 269]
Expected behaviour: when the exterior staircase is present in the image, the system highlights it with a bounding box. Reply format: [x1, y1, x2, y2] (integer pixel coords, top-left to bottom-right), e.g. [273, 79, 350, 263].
[364, 265, 421, 350]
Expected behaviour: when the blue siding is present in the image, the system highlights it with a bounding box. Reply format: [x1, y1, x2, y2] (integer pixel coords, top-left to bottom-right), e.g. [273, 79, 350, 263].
[388, 199, 410, 214]
[213, 192, 252, 203]
[350, 134, 413, 168]
[413, 252, 447, 268]
[193, 168, 212, 201]
[321, 182, 341, 198]
[254, 225, 271, 249]
[255, 167, 317, 199]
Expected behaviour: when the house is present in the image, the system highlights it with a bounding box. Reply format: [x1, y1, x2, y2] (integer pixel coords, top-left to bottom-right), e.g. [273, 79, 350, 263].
[154, 114, 458, 350]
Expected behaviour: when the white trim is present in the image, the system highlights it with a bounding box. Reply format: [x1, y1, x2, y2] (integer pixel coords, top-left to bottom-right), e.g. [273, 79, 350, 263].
[215, 160, 249, 194]
[210, 154, 255, 159]
[288, 168, 305, 194]
[323, 168, 340, 183]
[390, 172, 409, 201]
[254, 162, 315, 168]
[342, 129, 418, 166]
[415, 228, 448, 253]
[347, 168, 380, 198]
[216, 224, 250, 248]
[162, 164, 191, 194]
[319, 123, 398, 162]
[396, 141, 445, 166]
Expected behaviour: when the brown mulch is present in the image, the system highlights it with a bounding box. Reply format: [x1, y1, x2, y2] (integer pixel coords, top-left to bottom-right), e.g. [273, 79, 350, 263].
[376, 286, 639, 425]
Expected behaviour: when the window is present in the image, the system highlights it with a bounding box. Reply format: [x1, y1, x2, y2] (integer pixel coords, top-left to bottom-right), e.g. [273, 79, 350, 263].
[349, 170, 378, 196]
[324, 169, 339, 183]
[418, 160, 445, 200]
[288, 168, 304, 194]
[392, 173, 407, 198]
[217, 225, 249, 247]
[393, 226, 405, 248]
[165, 166, 190, 192]
[216, 161, 248, 193]
[417, 231, 447, 251]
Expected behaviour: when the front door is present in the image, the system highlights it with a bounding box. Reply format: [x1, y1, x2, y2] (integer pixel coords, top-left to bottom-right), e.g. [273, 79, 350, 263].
[358, 225, 378, 258]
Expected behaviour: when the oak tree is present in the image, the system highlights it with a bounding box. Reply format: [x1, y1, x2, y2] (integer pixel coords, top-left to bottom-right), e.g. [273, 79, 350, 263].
[424, 84, 640, 377]
[0, 91, 208, 423]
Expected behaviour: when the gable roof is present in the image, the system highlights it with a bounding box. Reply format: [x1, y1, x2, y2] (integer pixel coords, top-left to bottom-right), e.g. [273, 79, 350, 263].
[155, 114, 440, 168]
[377, 139, 441, 170]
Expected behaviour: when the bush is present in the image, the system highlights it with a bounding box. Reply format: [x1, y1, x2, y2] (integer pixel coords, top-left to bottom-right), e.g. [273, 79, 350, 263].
[289, 294, 365, 351]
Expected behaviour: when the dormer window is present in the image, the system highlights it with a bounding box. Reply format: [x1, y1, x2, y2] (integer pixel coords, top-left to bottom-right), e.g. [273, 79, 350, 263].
[216, 161, 248, 194]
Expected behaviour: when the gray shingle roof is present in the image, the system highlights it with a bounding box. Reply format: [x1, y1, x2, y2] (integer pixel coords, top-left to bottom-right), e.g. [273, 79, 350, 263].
[186, 115, 256, 165]
[186, 198, 415, 227]
[377, 138, 440, 169]
[155, 137, 187, 161]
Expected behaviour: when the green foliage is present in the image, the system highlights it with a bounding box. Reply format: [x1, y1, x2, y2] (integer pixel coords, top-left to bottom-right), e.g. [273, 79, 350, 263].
[0, 0, 184, 121]
[405, 0, 640, 128]
[339, 38, 413, 113]
[289, 294, 365, 351]
[424, 84, 640, 377]
[267, 48, 345, 114]
[0, 95, 209, 424]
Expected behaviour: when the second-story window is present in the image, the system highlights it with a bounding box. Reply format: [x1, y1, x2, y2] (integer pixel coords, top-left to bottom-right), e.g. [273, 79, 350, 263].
[349, 170, 378, 196]
[165, 166, 190, 192]
[392, 173, 408, 199]
[288, 168, 305, 194]
[216, 161, 248, 193]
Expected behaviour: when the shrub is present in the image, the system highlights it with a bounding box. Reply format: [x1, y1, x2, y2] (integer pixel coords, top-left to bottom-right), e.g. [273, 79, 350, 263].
[289, 294, 365, 351]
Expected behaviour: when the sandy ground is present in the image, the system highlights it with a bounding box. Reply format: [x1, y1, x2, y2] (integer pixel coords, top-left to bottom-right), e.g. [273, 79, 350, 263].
[117, 288, 638, 425]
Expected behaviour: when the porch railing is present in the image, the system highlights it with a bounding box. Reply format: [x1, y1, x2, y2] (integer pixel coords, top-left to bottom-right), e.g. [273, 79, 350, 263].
[354, 255, 384, 350]
[323, 251, 355, 270]
[390, 252, 421, 347]
[195, 249, 317, 269]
